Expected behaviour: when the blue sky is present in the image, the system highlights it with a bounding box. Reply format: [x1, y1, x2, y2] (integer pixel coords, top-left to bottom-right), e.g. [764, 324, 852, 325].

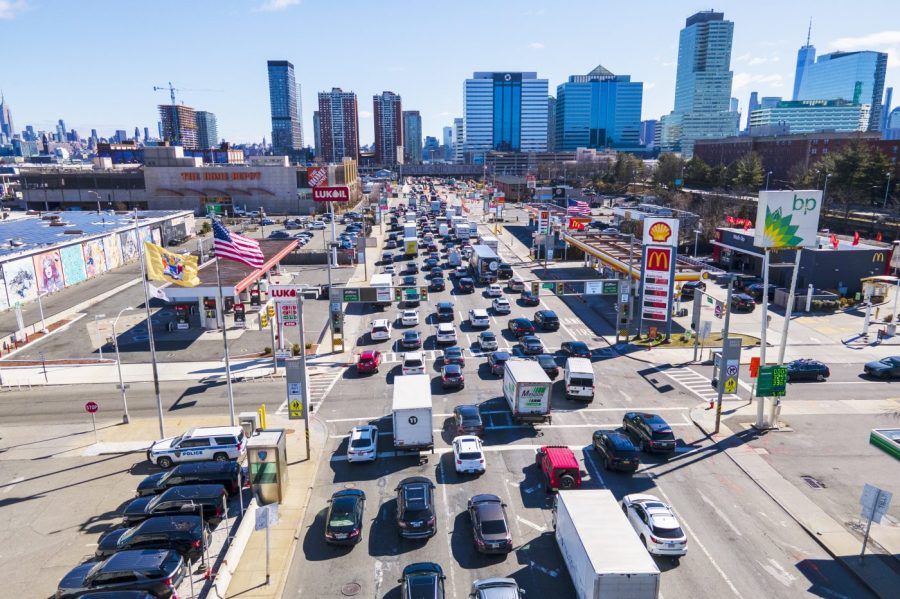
[1, 0, 897, 145]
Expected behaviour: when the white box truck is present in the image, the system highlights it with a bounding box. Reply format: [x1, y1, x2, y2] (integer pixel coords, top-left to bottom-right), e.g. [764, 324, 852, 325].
[392, 374, 433, 451]
[447, 249, 462, 267]
[553, 490, 660, 599]
[479, 235, 499, 252]
[502, 360, 552, 424]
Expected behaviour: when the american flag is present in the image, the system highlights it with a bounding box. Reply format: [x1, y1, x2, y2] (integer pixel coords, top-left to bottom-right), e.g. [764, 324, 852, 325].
[567, 199, 592, 217]
[213, 221, 265, 269]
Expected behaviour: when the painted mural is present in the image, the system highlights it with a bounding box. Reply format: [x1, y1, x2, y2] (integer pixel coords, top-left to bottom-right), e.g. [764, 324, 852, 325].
[60, 244, 87, 285]
[33, 250, 65, 294]
[83, 239, 107, 278]
[103, 235, 123, 270]
[4, 256, 38, 302]
[120, 230, 138, 263]
[0, 269, 9, 311]
[151, 228, 162, 245]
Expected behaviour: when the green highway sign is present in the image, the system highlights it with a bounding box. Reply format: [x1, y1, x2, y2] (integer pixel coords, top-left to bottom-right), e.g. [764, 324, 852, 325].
[601, 281, 619, 295]
[756, 365, 787, 397]
[342, 288, 360, 303]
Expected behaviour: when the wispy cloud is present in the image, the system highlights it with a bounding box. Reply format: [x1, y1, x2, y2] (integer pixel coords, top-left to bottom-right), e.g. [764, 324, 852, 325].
[830, 30, 900, 67]
[359, 110, 373, 118]
[733, 73, 784, 91]
[254, 0, 300, 12]
[528, 42, 545, 50]
[0, 0, 27, 19]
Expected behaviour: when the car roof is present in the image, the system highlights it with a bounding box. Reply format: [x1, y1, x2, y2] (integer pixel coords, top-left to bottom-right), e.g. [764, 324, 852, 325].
[456, 404, 479, 415]
[404, 351, 423, 360]
[372, 318, 389, 326]
[511, 317, 531, 324]
[604, 431, 636, 449]
[538, 309, 557, 316]
[184, 426, 242, 437]
[567, 340, 588, 347]
[480, 330, 496, 337]
[455, 435, 482, 449]
[627, 412, 670, 427]
[437, 302, 453, 308]
[540, 446, 579, 469]
[103, 549, 174, 571]
[359, 350, 379, 359]
[159, 484, 226, 499]
[404, 330, 420, 337]
[132, 515, 203, 534]
[332, 488, 365, 500]
[437, 322, 454, 330]
[470, 493, 502, 506]
[492, 351, 510, 360]
[471, 308, 488, 316]
[170, 461, 239, 475]
[350, 425, 377, 437]
[444, 346, 462, 354]
[402, 562, 443, 576]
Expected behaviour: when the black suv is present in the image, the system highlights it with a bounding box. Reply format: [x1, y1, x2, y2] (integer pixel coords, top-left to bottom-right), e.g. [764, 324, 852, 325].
[399, 562, 445, 599]
[622, 412, 677, 454]
[395, 476, 437, 539]
[436, 302, 455, 321]
[457, 277, 475, 293]
[680, 280, 706, 299]
[95, 515, 207, 563]
[56, 549, 185, 598]
[592, 431, 640, 473]
[487, 351, 511, 377]
[534, 310, 560, 331]
[136, 461, 241, 497]
[508, 318, 536, 337]
[122, 484, 228, 528]
[496, 263, 514, 280]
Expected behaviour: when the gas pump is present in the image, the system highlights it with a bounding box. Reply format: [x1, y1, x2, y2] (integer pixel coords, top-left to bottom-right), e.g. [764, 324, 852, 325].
[203, 298, 217, 330]
[233, 303, 247, 329]
[249, 286, 261, 306]
[175, 304, 190, 330]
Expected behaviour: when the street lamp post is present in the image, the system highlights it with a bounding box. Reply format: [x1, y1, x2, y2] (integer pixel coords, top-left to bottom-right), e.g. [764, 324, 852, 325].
[94, 314, 107, 360]
[822, 172, 832, 203]
[112, 307, 135, 424]
[36, 292, 49, 333]
[693, 230, 701, 258]
[765, 171, 773, 191]
[884, 172, 893, 208]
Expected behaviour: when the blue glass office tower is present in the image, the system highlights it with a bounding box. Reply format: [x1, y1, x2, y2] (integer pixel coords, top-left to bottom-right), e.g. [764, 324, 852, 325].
[463, 72, 548, 163]
[796, 51, 888, 131]
[659, 11, 739, 157]
[267, 60, 303, 154]
[555, 65, 643, 150]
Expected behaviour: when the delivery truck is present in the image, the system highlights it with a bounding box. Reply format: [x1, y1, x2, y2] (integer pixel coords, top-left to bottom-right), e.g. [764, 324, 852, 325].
[553, 490, 660, 599]
[404, 236, 418, 256]
[502, 360, 552, 424]
[392, 375, 433, 451]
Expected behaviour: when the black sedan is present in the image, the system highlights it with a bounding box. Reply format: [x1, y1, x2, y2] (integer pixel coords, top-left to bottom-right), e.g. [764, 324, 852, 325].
[467, 494, 513, 554]
[561, 340, 591, 358]
[401, 330, 422, 350]
[56, 550, 184, 599]
[519, 335, 545, 355]
[457, 277, 475, 293]
[508, 318, 536, 337]
[399, 563, 445, 599]
[534, 354, 559, 379]
[429, 277, 446, 292]
[864, 356, 900, 379]
[520, 290, 540, 306]
[785, 359, 830, 382]
[325, 489, 366, 545]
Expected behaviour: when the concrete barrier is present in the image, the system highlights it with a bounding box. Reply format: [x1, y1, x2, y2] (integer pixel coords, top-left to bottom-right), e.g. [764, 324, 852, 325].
[207, 497, 259, 599]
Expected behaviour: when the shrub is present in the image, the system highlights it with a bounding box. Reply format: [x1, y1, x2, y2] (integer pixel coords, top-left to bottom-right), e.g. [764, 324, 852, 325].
[263, 346, 271, 355]
[200, 222, 212, 235]
[292, 343, 301, 356]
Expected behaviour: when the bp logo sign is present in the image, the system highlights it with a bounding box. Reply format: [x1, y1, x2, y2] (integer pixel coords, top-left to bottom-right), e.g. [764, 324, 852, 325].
[754, 190, 823, 249]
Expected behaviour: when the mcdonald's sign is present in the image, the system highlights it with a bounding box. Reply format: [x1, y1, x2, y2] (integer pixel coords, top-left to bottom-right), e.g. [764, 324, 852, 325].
[872, 252, 885, 263]
[645, 247, 672, 273]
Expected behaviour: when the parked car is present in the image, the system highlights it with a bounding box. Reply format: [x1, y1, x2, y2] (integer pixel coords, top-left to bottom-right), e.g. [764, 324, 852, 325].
[478, 331, 498, 352]
[443, 346, 465, 367]
[95, 515, 207, 562]
[622, 412, 677, 454]
[401, 352, 426, 376]
[469, 309, 490, 328]
[534, 309, 560, 331]
[56, 549, 185, 599]
[592, 430, 640, 473]
[730, 293, 756, 312]
[122, 484, 228, 528]
[453, 435, 485, 474]
[453, 404, 484, 436]
[467, 494, 513, 554]
[508, 318, 536, 337]
[147, 426, 246, 470]
[136, 461, 241, 497]
[441, 364, 465, 389]
[398, 563, 445, 599]
[679, 280, 706, 299]
[356, 350, 382, 374]
[746, 283, 776, 302]
[621, 494, 688, 557]
[533, 354, 559, 380]
[519, 335, 544, 355]
[785, 359, 830, 382]
[325, 489, 366, 545]
[346, 425, 378, 462]
[535, 446, 582, 492]
[520, 290, 540, 306]
[395, 477, 437, 539]
[487, 351, 510, 376]
[492, 297, 511, 314]
[864, 356, 900, 378]
[560, 340, 591, 358]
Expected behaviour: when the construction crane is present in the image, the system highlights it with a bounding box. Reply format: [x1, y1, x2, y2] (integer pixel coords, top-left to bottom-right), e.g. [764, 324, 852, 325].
[152, 82, 222, 146]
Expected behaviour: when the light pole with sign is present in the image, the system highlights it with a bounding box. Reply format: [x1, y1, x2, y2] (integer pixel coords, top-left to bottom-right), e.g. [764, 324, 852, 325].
[112, 307, 136, 424]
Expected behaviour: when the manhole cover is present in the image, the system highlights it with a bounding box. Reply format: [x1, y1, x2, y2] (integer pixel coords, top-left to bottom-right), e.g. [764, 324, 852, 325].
[341, 583, 361, 596]
[801, 475, 826, 489]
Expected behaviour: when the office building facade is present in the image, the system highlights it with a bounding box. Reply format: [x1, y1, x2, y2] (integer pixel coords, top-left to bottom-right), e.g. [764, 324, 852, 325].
[318, 88, 359, 162]
[555, 65, 643, 151]
[463, 71, 548, 162]
[0, 93, 14, 141]
[453, 117, 464, 163]
[312, 111, 321, 158]
[547, 96, 557, 151]
[659, 11, 739, 157]
[402, 110, 422, 164]
[158, 104, 198, 149]
[640, 120, 658, 148]
[373, 91, 402, 165]
[748, 99, 869, 135]
[796, 50, 888, 131]
[267, 60, 303, 154]
[195, 111, 218, 149]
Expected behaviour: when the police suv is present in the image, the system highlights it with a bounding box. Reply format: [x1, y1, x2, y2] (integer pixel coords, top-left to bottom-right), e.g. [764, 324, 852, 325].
[147, 426, 247, 469]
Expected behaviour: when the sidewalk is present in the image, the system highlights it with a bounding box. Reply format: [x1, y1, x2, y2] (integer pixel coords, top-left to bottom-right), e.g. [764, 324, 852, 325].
[690, 405, 899, 599]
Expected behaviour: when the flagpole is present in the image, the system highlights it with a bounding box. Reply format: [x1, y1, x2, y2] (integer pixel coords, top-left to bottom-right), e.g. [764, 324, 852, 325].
[135, 212, 166, 438]
[214, 253, 237, 426]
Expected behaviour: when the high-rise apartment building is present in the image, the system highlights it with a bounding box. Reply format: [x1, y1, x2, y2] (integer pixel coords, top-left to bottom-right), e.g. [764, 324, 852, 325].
[555, 65, 643, 151]
[453, 118, 464, 163]
[158, 104, 198, 149]
[547, 96, 557, 151]
[463, 71, 548, 162]
[143, 127, 150, 143]
[402, 111, 422, 164]
[659, 10, 739, 157]
[318, 88, 359, 162]
[373, 91, 403, 165]
[312, 111, 321, 158]
[796, 50, 888, 131]
[792, 24, 816, 101]
[267, 60, 303, 154]
[196, 111, 218, 149]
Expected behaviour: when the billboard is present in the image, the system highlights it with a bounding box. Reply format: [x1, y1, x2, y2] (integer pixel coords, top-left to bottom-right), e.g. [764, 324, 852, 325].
[640, 245, 674, 322]
[642, 217, 679, 247]
[312, 186, 351, 202]
[754, 190, 823, 249]
[307, 166, 328, 188]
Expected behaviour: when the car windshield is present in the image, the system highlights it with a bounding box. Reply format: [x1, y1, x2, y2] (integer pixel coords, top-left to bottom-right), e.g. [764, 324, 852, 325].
[329, 510, 355, 528]
[569, 377, 593, 387]
[480, 519, 508, 535]
[651, 525, 685, 539]
[538, 356, 555, 367]
[482, 333, 495, 339]
[652, 430, 676, 441]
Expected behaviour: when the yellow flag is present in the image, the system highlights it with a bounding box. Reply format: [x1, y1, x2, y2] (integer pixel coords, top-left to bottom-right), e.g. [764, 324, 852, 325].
[143, 242, 200, 287]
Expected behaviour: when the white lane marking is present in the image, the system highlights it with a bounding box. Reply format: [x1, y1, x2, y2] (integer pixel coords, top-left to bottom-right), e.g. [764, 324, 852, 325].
[3, 477, 24, 494]
[620, 391, 633, 403]
[651, 477, 745, 599]
[698, 492, 743, 537]
[553, 406, 688, 413]
[560, 324, 577, 340]
[759, 558, 797, 587]
[436, 460, 458, 598]
[516, 516, 547, 533]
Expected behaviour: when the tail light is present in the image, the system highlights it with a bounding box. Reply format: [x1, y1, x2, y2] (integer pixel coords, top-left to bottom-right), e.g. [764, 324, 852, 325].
[163, 577, 173, 586]
[325, 531, 335, 539]
[479, 458, 484, 463]
[426, 516, 435, 525]
[456, 459, 462, 464]
[349, 529, 360, 537]
[237, 441, 243, 451]
[192, 539, 201, 548]
[650, 536, 660, 544]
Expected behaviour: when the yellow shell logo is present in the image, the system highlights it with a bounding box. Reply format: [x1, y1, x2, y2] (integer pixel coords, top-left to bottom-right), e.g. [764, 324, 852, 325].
[648, 221, 672, 243]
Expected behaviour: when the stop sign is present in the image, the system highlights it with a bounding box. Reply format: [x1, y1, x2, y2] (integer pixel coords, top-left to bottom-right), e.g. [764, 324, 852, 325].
[85, 401, 99, 414]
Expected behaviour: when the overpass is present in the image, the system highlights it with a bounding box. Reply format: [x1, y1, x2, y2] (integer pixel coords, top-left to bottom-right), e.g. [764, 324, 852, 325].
[359, 164, 485, 178]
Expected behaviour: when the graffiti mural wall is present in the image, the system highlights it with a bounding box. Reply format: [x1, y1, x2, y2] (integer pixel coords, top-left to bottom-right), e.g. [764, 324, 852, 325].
[4, 256, 38, 302]
[33, 250, 65, 294]
[60, 244, 87, 285]
[82, 239, 107, 278]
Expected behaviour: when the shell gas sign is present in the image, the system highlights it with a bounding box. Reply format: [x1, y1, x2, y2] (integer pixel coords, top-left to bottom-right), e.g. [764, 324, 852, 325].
[643, 217, 679, 247]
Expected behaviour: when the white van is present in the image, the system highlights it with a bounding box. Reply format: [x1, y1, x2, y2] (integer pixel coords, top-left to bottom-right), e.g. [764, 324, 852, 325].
[564, 357, 595, 402]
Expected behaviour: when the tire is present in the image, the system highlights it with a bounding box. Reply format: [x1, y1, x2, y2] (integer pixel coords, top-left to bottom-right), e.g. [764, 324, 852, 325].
[559, 474, 576, 490]
[157, 456, 173, 469]
[640, 535, 649, 551]
[213, 452, 229, 462]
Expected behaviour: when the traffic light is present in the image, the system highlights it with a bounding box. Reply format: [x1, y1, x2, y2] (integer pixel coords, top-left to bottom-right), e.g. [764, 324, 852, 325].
[394, 287, 403, 303]
[531, 281, 540, 295]
[259, 311, 268, 329]
[419, 286, 429, 302]
[331, 310, 342, 332]
[267, 303, 275, 318]
[556, 282, 566, 296]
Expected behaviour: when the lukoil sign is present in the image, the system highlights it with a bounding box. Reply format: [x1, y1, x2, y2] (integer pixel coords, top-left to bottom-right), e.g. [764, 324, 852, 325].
[754, 190, 823, 249]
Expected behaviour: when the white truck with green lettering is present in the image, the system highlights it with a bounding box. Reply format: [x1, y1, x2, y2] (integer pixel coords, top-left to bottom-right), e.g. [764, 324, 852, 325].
[503, 360, 552, 424]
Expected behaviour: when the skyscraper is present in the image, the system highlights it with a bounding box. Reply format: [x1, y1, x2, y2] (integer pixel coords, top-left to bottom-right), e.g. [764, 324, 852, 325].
[640, 120, 657, 148]
[796, 50, 888, 131]
[143, 127, 150, 143]
[267, 60, 303, 154]
[402, 111, 422, 164]
[134, 127, 141, 142]
[792, 21, 816, 101]
[318, 88, 359, 162]
[658, 10, 739, 157]
[882, 87, 894, 132]
[56, 119, 66, 143]
[373, 91, 403, 165]
[0, 92, 15, 140]
[453, 118, 464, 164]
[158, 104, 198, 148]
[463, 71, 548, 162]
[312, 110, 321, 158]
[442, 126, 453, 147]
[196, 111, 218, 149]
[547, 96, 557, 151]
[555, 65, 644, 151]
[423, 136, 440, 161]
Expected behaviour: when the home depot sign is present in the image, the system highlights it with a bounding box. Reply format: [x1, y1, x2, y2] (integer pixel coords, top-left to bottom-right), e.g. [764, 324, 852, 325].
[307, 166, 328, 188]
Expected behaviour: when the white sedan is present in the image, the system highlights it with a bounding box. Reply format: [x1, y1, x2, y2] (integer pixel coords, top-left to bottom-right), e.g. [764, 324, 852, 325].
[621, 494, 688, 557]
[346, 425, 378, 462]
[492, 297, 511, 314]
[400, 309, 420, 326]
[486, 283, 503, 297]
[453, 435, 485, 474]
[469, 309, 490, 328]
[435, 322, 457, 344]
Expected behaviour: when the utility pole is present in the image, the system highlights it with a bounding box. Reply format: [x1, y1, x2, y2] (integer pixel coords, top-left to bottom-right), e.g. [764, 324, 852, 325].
[714, 276, 735, 434]
[755, 248, 771, 429]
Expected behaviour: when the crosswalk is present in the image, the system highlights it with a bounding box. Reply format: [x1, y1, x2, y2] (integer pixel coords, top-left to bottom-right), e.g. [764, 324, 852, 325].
[560, 317, 594, 338]
[663, 366, 743, 403]
[375, 345, 619, 364]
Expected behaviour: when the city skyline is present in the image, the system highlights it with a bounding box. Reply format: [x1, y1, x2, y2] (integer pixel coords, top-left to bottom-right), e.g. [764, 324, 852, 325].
[0, 0, 897, 145]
